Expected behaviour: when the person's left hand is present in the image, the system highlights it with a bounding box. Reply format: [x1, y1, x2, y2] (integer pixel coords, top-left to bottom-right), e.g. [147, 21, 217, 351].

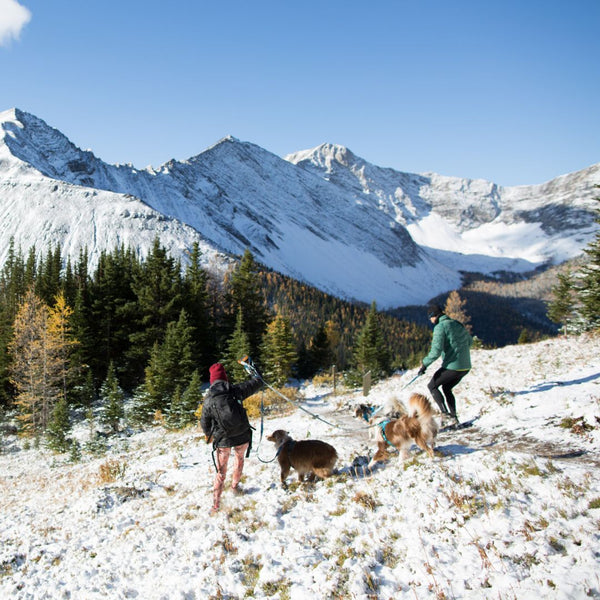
[418, 364, 427, 376]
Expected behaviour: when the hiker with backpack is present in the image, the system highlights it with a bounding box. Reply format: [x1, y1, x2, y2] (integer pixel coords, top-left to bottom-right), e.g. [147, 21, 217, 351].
[418, 304, 473, 428]
[201, 362, 263, 515]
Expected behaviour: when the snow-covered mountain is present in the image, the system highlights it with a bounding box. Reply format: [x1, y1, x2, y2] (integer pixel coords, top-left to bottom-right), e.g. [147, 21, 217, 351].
[1, 108, 599, 308]
[286, 144, 600, 270]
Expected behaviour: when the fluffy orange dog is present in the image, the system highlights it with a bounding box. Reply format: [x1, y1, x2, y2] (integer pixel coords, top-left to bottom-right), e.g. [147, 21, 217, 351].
[266, 430, 338, 487]
[368, 393, 438, 468]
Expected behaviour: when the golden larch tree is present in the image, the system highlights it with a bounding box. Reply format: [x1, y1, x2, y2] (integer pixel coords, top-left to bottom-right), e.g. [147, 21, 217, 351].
[444, 290, 472, 333]
[9, 288, 75, 437]
[47, 292, 79, 404]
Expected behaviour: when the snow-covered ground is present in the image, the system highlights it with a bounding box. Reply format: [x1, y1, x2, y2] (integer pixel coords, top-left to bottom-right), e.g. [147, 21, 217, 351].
[1, 333, 600, 599]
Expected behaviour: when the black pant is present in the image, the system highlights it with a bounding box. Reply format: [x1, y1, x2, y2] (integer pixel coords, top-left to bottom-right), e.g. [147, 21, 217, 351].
[427, 368, 469, 417]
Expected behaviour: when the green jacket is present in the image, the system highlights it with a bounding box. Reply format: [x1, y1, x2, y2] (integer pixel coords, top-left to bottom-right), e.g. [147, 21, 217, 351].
[422, 315, 472, 371]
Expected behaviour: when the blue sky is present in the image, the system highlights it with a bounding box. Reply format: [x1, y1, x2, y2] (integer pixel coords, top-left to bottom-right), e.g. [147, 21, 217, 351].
[1, 0, 599, 186]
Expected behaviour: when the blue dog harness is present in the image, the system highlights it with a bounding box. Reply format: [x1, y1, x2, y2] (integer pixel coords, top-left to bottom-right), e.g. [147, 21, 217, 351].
[378, 420, 397, 450]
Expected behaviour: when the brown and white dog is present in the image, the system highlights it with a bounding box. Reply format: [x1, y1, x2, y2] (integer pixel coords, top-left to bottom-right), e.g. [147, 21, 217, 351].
[266, 430, 338, 487]
[367, 393, 438, 468]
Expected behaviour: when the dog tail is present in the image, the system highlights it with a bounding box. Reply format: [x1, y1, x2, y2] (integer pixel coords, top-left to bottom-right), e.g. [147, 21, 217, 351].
[408, 393, 439, 443]
[408, 393, 437, 427]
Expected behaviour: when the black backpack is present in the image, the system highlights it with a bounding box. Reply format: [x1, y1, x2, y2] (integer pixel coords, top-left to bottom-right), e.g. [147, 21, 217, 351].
[210, 385, 251, 442]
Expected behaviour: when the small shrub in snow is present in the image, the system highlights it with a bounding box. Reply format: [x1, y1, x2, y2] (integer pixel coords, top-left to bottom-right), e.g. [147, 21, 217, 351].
[241, 555, 261, 597]
[261, 579, 291, 600]
[97, 459, 126, 484]
[353, 490, 380, 511]
[244, 387, 296, 419]
[587, 497, 600, 509]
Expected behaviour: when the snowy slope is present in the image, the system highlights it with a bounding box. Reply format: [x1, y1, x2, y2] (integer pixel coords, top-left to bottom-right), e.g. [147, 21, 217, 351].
[2, 108, 599, 308]
[1, 333, 599, 599]
[0, 175, 231, 275]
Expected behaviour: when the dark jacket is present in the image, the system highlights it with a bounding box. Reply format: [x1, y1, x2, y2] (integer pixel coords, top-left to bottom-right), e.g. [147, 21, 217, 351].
[422, 315, 473, 371]
[200, 377, 263, 448]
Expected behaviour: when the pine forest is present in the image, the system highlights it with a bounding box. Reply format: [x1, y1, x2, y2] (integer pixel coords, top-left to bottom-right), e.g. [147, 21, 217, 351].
[0, 238, 432, 445]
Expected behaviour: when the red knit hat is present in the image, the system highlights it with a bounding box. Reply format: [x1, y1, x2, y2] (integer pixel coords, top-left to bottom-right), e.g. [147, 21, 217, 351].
[209, 363, 228, 384]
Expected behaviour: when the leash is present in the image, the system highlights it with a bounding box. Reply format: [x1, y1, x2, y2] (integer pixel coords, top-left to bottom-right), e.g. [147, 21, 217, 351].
[238, 356, 375, 433]
[238, 356, 422, 434]
[256, 437, 296, 464]
[256, 440, 284, 464]
[399, 372, 422, 391]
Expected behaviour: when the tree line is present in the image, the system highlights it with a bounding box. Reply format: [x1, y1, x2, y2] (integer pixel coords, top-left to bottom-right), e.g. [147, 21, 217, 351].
[0, 238, 432, 447]
[547, 196, 600, 334]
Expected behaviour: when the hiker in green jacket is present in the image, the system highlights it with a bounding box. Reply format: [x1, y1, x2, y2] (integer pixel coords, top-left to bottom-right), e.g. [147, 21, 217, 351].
[418, 304, 473, 427]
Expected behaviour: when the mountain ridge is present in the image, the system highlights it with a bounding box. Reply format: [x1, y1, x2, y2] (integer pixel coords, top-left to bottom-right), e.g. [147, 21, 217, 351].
[1, 107, 598, 309]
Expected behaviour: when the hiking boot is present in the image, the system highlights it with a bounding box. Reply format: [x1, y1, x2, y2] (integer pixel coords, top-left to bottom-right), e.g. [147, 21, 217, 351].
[446, 415, 460, 430]
[439, 413, 452, 425]
[440, 413, 460, 428]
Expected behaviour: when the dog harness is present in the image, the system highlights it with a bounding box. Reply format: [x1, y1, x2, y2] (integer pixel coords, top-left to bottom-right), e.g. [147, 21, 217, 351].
[282, 439, 296, 467]
[362, 405, 378, 422]
[378, 420, 397, 450]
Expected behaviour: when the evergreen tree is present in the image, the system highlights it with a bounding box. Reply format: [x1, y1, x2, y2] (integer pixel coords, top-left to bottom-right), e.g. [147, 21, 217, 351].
[260, 315, 297, 387]
[76, 368, 96, 411]
[578, 196, 600, 329]
[36, 243, 62, 305]
[308, 323, 334, 373]
[0, 310, 13, 408]
[128, 238, 184, 379]
[133, 310, 196, 422]
[167, 370, 202, 428]
[225, 249, 269, 358]
[160, 310, 196, 392]
[99, 361, 125, 434]
[0, 238, 27, 316]
[547, 270, 577, 334]
[24, 246, 37, 289]
[352, 301, 390, 383]
[224, 307, 252, 382]
[182, 242, 212, 373]
[87, 245, 140, 388]
[68, 288, 93, 405]
[0, 239, 26, 406]
[46, 395, 71, 452]
[131, 342, 164, 424]
[294, 340, 312, 380]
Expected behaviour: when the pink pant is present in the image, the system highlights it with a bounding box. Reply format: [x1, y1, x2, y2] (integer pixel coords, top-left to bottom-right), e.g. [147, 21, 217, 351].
[212, 443, 249, 509]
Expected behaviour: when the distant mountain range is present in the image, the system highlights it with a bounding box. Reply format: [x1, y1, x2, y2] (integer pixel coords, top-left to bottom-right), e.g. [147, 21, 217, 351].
[1, 108, 598, 309]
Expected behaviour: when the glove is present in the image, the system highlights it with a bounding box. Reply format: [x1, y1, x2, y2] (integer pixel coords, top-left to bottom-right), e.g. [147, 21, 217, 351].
[239, 355, 262, 379]
[418, 364, 427, 376]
